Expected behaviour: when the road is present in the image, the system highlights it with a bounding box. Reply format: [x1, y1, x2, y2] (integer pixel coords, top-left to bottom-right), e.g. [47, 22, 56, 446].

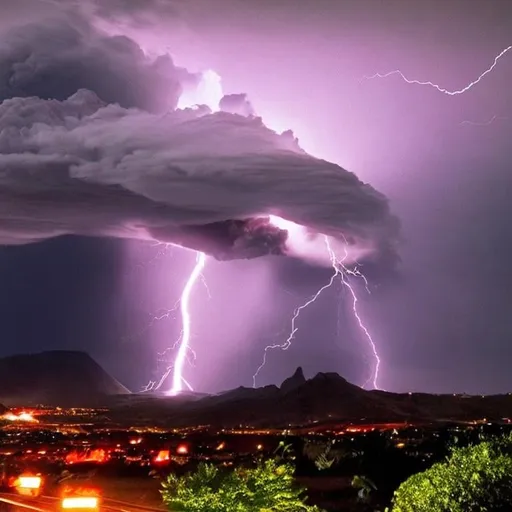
[0, 493, 166, 512]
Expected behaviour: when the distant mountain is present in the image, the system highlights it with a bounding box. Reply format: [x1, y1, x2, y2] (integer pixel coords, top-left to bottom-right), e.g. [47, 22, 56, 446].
[280, 366, 306, 394]
[4, 356, 512, 428]
[0, 351, 130, 406]
[106, 367, 512, 428]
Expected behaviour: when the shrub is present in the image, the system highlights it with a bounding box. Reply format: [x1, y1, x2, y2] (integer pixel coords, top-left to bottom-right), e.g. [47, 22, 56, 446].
[161, 458, 322, 512]
[390, 434, 512, 512]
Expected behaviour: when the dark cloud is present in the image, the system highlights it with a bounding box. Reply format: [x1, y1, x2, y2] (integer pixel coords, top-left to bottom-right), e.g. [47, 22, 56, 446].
[0, 15, 399, 265]
[39, 0, 187, 42]
[89, 0, 180, 22]
[0, 17, 197, 112]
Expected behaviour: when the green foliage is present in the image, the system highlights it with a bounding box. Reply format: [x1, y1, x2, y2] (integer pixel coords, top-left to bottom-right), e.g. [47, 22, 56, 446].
[274, 441, 294, 461]
[390, 433, 512, 512]
[313, 452, 335, 471]
[352, 475, 377, 503]
[302, 439, 345, 471]
[161, 458, 323, 512]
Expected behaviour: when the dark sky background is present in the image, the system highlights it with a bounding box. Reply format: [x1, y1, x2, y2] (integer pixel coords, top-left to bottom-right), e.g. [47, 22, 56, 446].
[0, 0, 511, 395]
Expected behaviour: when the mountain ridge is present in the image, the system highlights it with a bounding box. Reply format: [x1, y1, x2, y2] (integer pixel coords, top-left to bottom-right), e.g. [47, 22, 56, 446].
[2, 352, 512, 429]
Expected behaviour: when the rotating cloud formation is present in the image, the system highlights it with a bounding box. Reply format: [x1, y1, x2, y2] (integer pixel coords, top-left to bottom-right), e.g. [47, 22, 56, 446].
[0, 16, 399, 267]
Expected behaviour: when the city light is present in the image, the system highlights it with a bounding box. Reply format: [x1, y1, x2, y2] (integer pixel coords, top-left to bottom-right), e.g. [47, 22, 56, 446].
[61, 497, 99, 510]
[15, 476, 42, 490]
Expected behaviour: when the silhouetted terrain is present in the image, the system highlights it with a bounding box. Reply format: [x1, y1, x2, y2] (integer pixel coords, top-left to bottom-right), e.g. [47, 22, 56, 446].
[108, 367, 512, 428]
[0, 351, 129, 406]
[2, 352, 512, 428]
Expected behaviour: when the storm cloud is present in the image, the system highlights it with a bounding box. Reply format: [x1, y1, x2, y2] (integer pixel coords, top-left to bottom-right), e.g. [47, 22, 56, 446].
[0, 16, 399, 265]
[0, 17, 197, 112]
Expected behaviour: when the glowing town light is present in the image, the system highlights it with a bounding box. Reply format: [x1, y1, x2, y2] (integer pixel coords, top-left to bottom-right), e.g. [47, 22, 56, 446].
[176, 444, 188, 455]
[169, 251, 207, 395]
[363, 45, 511, 95]
[61, 497, 99, 510]
[154, 450, 170, 463]
[65, 449, 107, 465]
[2, 411, 37, 423]
[16, 476, 42, 490]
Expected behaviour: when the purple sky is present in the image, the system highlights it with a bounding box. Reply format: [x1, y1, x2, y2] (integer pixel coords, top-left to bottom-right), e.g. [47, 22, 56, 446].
[0, 0, 511, 395]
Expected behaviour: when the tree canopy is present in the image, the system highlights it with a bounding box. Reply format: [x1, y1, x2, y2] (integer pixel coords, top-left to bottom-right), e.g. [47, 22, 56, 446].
[161, 458, 322, 512]
[391, 433, 512, 512]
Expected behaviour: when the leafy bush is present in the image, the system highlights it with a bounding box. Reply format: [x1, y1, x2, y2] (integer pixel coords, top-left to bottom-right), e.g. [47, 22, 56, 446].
[390, 433, 512, 512]
[352, 475, 377, 503]
[302, 439, 349, 471]
[161, 458, 322, 512]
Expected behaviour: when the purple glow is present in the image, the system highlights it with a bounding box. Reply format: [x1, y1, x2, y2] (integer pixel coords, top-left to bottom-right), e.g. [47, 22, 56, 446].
[268, 215, 375, 268]
[146, 74, 385, 392]
[460, 115, 509, 127]
[364, 45, 512, 95]
[327, 239, 381, 389]
[252, 256, 340, 387]
[1, 0, 510, 397]
[169, 251, 207, 395]
[254, 215, 382, 389]
[178, 69, 223, 111]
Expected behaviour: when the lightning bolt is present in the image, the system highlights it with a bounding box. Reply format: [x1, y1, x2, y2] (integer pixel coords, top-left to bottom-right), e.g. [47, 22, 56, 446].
[169, 251, 207, 395]
[460, 115, 509, 127]
[253, 236, 381, 390]
[142, 366, 194, 393]
[252, 263, 340, 388]
[363, 45, 511, 95]
[329, 241, 380, 390]
[141, 249, 207, 394]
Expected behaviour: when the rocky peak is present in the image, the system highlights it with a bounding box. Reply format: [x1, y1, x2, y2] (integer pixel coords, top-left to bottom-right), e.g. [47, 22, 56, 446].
[280, 367, 306, 394]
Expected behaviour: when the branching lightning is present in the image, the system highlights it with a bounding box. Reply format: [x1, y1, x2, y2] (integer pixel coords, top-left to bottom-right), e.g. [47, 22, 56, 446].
[330, 241, 380, 390]
[142, 65, 386, 395]
[253, 236, 381, 390]
[169, 251, 207, 395]
[460, 115, 509, 127]
[353, 46, 511, 388]
[252, 261, 340, 388]
[363, 45, 511, 95]
[141, 250, 207, 394]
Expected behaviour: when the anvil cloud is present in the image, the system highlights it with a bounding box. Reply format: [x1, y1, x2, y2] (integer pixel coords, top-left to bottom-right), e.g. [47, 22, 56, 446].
[0, 16, 399, 264]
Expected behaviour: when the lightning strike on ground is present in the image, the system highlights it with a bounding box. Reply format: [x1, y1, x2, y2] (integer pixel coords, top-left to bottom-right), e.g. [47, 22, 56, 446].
[252, 260, 340, 388]
[329, 241, 381, 390]
[141, 249, 206, 394]
[142, 366, 194, 393]
[169, 251, 207, 395]
[253, 236, 381, 390]
[363, 45, 511, 95]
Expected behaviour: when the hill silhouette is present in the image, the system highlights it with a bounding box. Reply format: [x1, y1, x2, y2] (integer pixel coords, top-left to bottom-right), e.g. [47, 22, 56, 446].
[107, 367, 512, 428]
[2, 355, 512, 429]
[0, 350, 130, 406]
